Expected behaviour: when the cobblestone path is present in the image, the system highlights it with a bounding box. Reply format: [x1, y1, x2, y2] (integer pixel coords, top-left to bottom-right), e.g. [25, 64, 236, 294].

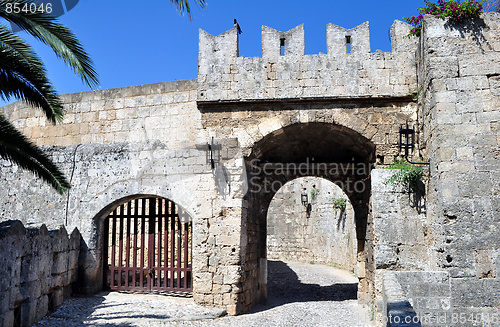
[35, 261, 374, 327]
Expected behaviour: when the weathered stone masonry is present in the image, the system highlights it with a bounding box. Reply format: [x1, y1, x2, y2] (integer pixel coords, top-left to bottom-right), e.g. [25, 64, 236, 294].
[416, 14, 500, 325]
[0, 221, 80, 327]
[0, 13, 499, 326]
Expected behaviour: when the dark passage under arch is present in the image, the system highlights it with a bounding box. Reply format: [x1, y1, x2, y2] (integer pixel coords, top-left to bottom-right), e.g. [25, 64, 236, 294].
[241, 122, 376, 308]
[103, 197, 192, 293]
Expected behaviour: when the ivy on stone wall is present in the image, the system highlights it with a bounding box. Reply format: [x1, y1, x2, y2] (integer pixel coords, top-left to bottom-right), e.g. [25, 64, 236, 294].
[332, 198, 347, 212]
[385, 158, 424, 192]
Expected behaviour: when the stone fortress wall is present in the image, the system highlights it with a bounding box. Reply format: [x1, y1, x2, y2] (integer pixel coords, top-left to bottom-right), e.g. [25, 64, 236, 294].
[0, 79, 247, 316]
[415, 14, 500, 326]
[197, 19, 420, 314]
[0, 13, 499, 327]
[198, 21, 417, 101]
[0, 221, 80, 327]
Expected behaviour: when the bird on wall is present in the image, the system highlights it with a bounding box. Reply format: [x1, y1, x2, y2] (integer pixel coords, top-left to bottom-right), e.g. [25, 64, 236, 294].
[234, 19, 242, 34]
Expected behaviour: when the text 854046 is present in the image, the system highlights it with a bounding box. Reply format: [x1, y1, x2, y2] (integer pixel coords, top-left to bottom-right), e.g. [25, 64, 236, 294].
[4, 2, 52, 14]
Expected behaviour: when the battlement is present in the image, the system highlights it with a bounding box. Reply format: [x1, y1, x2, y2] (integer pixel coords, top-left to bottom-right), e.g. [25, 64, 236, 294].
[198, 21, 418, 102]
[327, 22, 370, 55]
[262, 24, 305, 58]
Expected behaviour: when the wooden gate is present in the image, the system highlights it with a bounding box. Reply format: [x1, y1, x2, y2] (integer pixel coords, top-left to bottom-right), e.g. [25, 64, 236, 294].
[104, 197, 192, 293]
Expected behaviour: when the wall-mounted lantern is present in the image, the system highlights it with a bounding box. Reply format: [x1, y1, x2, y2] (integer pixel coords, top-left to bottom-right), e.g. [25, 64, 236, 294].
[206, 137, 220, 169]
[301, 191, 312, 218]
[399, 122, 415, 159]
[301, 192, 308, 207]
[398, 122, 430, 165]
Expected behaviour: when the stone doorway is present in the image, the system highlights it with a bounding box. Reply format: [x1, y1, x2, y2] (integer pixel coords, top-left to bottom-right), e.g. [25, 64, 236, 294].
[240, 122, 375, 310]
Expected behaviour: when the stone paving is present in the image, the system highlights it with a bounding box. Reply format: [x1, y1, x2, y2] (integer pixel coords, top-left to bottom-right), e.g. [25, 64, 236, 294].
[34, 261, 374, 327]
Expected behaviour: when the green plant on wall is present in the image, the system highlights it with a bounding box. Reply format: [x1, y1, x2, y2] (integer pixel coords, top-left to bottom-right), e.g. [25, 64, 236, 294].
[332, 198, 347, 212]
[385, 157, 424, 192]
[310, 187, 319, 201]
[411, 85, 424, 103]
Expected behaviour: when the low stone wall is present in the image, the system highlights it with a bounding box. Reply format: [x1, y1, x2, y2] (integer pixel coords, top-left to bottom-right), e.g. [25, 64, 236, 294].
[382, 271, 421, 327]
[382, 270, 457, 327]
[0, 220, 80, 327]
[394, 271, 451, 326]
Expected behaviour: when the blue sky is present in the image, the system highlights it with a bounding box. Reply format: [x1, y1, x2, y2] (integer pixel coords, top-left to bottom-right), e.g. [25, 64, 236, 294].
[5, 0, 426, 99]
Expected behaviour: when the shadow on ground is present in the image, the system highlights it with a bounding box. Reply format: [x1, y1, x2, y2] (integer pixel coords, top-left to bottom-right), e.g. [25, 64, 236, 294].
[248, 260, 358, 314]
[36, 292, 172, 326]
[37, 261, 357, 325]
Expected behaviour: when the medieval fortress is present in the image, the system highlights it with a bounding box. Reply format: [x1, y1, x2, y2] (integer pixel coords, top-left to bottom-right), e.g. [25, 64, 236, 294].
[1, 13, 499, 327]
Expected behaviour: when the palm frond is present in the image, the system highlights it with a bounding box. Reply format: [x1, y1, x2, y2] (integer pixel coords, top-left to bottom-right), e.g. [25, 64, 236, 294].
[0, 26, 63, 123]
[171, 0, 206, 19]
[0, 1, 99, 195]
[484, 0, 500, 12]
[0, 0, 99, 88]
[0, 113, 70, 194]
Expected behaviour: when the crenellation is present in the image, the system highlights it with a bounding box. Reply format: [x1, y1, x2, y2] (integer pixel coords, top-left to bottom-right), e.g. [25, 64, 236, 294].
[327, 22, 370, 55]
[198, 21, 417, 102]
[262, 24, 305, 59]
[389, 19, 418, 53]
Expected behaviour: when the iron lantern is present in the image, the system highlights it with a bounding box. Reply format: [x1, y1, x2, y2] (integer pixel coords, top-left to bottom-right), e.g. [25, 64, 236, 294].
[301, 192, 308, 207]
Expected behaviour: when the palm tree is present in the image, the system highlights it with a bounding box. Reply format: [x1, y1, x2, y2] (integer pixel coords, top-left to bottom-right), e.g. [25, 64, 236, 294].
[0, 0, 204, 195]
[0, 0, 99, 194]
[171, 0, 206, 19]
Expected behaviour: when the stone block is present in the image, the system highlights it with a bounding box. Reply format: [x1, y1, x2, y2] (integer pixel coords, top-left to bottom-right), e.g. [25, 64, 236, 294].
[429, 57, 459, 79]
[20, 301, 37, 327]
[68, 250, 79, 271]
[451, 279, 489, 308]
[407, 283, 431, 298]
[428, 283, 451, 297]
[398, 245, 430, 270]
[458, 173, 493, 198]
[226, 304, 238, 316]
[194, 272, 213, 293]
[456, 76, 489, 91]
[52, 252, 69, 275]
[0, 311, 14, 327]
[222, 266, 241, 285]
[397, 271, 449, 285]
[460, 52, 500, 77]
[34, 295, 48, 322]
[375, 244, 398, 269]
[19, 279, 42, 302]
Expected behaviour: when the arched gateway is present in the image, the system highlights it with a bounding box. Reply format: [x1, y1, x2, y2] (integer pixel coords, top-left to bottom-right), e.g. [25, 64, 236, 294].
[238, 122, 375, 309]
[103, 196, 192, 293]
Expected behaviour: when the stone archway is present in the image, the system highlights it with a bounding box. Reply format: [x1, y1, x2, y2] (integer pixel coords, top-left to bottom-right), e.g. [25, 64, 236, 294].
[239, 122, 375, 311]
[102, 196, 193, 293]
[77, 194, 196, 295]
